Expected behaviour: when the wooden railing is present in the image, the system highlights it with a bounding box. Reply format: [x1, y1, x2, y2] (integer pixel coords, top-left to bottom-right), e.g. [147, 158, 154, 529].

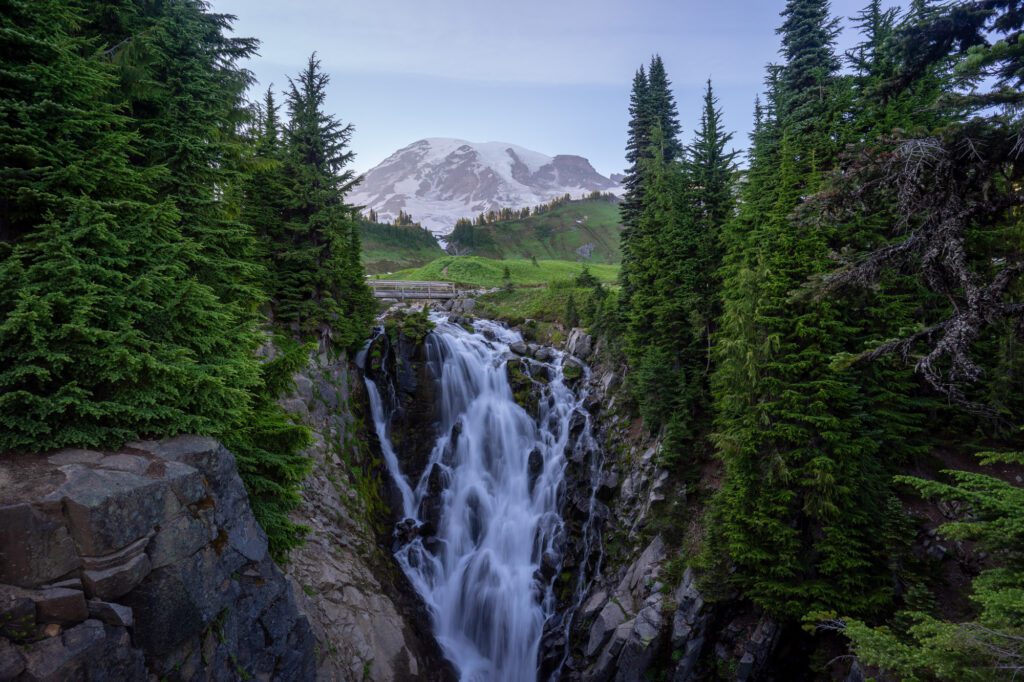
[369, 280, 457, 299]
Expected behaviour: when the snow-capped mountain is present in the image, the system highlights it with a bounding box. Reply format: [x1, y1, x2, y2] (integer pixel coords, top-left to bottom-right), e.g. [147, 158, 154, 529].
[350, 138, 621, 235]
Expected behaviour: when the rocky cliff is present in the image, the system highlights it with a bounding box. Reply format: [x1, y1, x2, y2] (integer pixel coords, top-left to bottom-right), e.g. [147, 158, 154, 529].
[541, 329, 786, 682]
[278, 347, 454, 682]
[0, 436, 314, 681]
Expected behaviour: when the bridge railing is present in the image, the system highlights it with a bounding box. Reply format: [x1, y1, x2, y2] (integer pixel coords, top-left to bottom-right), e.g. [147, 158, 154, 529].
[369, 280, 457, 299]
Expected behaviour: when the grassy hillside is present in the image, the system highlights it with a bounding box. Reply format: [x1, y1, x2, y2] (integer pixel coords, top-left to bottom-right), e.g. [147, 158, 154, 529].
[377, 256, 619, 288]
[446, 196, 623, 263]
[359, 220, 445, 274]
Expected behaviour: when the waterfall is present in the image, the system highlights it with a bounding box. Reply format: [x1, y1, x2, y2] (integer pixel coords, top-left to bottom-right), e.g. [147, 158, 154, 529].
[362, 314, 591, 682]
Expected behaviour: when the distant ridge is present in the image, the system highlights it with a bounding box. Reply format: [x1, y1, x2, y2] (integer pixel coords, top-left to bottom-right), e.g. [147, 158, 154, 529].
[349, 138, 621, 235]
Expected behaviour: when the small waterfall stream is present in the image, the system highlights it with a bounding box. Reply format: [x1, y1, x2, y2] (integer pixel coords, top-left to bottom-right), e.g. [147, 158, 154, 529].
[362, 314, 595, 681]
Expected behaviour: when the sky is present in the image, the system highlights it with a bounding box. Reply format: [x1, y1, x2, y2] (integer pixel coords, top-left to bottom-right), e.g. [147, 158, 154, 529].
[210, 0, 904, 176]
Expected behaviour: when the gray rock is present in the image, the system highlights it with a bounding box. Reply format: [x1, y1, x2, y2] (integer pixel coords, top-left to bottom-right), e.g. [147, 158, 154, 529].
[566, 328, 593, 359]
[0, 638, 25, 679]
[0, 585, 36, 641]
[0, 504, 81, 588]
[45, 449, 104, 466]
[600, 371, 619, 394]
[87, 600, 133, 628]
[59, 467, 168, 556]
[0, 435, 316, 681]
[34, 587, 88, 625]
[534, 346, 556, 362]
[587, 599, 627, 657]
[97, 454, 150, 475]
[509, 341, 528, 356]
[19, 619, 145, 682]
[736, 652, 756, 681]
[581, 589, 607, 620]
[82, 552, 151, 601]
[293, 373, 315, 402]
[672, 636, 706, 682]
[591, 619, 634, 681]
[147, 512, 209, 569]
[615, 601, 664, 682]
[614, 536, 665, 613]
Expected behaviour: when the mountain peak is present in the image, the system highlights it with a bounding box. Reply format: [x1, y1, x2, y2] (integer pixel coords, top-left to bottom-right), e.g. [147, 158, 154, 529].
[350, 138, 620, 234]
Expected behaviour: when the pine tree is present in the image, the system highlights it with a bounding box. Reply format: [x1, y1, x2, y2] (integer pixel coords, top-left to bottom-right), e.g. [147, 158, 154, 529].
[243, 86, 290, 302]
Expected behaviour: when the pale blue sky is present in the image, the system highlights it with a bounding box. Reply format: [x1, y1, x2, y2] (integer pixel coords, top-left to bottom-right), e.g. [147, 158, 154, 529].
[211, 0, 903, 176]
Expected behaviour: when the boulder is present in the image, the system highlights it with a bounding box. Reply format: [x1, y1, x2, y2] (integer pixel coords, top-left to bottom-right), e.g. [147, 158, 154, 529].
[34, 587, 88, 625]
[18, 619, 145, 682]
[587, 599, 627, 657]
[418, 463, 450, 531]
[614, 599, 665, 682]
[534, 346, 556, 363]
[58, 467, 169, 557]
[0, 436, 315, 680]
[528, 448, 544, 494]
[82, 552, 151, 601]
[87, 600, 133, 628]
[0, 504, 81, 588]
[566, 328, 594, 359]
[0, 638, 25, 680]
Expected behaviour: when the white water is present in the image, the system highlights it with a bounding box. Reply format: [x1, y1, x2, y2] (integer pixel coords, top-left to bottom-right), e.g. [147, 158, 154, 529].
[363, 315, 587, 682]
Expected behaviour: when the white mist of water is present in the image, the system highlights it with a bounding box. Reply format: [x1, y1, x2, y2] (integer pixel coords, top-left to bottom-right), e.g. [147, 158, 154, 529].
[364, 315, 585, 682]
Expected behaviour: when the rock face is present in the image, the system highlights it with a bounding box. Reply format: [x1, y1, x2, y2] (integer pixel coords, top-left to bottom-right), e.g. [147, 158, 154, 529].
[278, 349, 455, 681]
[363, 325, 442, 488]
[0, 436, 314, 681]
[349, 138, 621, 234]
[556, 338, 784, 681]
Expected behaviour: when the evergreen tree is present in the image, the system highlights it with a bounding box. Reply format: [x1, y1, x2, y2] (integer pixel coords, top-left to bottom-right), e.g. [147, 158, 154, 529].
[707, 0, 898, 619]
[0, 0, 256, 451]
[619, 66, 651, 264]
[242, 86, 290, 301]
[275, 53, 373, 348]
[564, 292, 580, 329]
[646, 56, 683, 163]
[840, 451, 1024, 680]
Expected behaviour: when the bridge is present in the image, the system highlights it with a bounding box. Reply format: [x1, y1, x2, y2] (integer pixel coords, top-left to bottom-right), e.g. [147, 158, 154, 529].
[369, 280, 458, 300]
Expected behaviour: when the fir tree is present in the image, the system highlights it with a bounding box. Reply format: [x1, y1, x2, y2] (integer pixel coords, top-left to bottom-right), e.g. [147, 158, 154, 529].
[619, 66, 651, 255]
[275, 53, 373, 348]
[707, 0, 898, 619]
[0, 0, 256, 451]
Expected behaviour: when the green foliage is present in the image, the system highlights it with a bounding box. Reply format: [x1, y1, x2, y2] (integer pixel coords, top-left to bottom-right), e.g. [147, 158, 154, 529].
[564, 293, 580, 328]
[445, 196, 624, 264]
[359, 220, 444, 274]
[384, 307, 435, 345]
[224, 336, 314, 562]
[380, 256, 619, 289]
[0, 3, 380, 564]
[700, 0, 927, 621]
[272, 54, 374, 348]
[841, 452, 1024, 680]
[0, 1, 257, 451]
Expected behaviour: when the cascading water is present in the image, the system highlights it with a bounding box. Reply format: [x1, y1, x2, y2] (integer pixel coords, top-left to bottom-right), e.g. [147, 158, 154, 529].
[362, 314, 594, 681]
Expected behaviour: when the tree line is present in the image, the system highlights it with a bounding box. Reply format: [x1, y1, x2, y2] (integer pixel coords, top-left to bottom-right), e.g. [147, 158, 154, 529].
[0, 0, 375, 559]
[606, 1, 1024, 677]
